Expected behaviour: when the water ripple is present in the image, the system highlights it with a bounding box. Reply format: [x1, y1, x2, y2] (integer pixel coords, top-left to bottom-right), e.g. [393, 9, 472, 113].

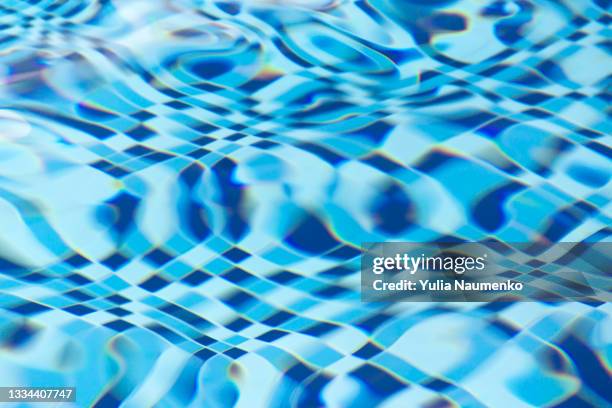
[0, 0, 610, 407]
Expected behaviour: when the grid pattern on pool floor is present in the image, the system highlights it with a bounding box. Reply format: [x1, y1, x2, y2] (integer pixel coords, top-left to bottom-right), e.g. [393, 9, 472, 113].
[0, 1, 610, 407]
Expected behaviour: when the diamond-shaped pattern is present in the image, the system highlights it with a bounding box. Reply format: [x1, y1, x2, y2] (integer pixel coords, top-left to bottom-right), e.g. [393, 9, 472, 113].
[0, 0, 610, 407]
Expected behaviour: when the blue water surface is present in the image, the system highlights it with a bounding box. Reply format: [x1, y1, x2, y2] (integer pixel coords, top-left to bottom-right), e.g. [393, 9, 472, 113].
[0, 0, 610, 407]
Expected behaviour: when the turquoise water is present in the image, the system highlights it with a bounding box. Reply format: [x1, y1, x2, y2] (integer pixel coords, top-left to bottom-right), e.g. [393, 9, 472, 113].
[0, 0, 610, 407]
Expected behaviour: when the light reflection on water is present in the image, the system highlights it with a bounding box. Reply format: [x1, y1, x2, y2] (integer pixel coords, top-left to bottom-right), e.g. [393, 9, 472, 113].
[0, 1, 610, 407]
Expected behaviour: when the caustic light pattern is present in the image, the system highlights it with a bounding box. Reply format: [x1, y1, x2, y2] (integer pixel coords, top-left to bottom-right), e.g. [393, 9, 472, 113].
[0, 0, 610, 407]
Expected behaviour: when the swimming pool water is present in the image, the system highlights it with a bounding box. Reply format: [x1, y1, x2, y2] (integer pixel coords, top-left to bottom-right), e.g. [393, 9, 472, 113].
[0, 0, 610, 407]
